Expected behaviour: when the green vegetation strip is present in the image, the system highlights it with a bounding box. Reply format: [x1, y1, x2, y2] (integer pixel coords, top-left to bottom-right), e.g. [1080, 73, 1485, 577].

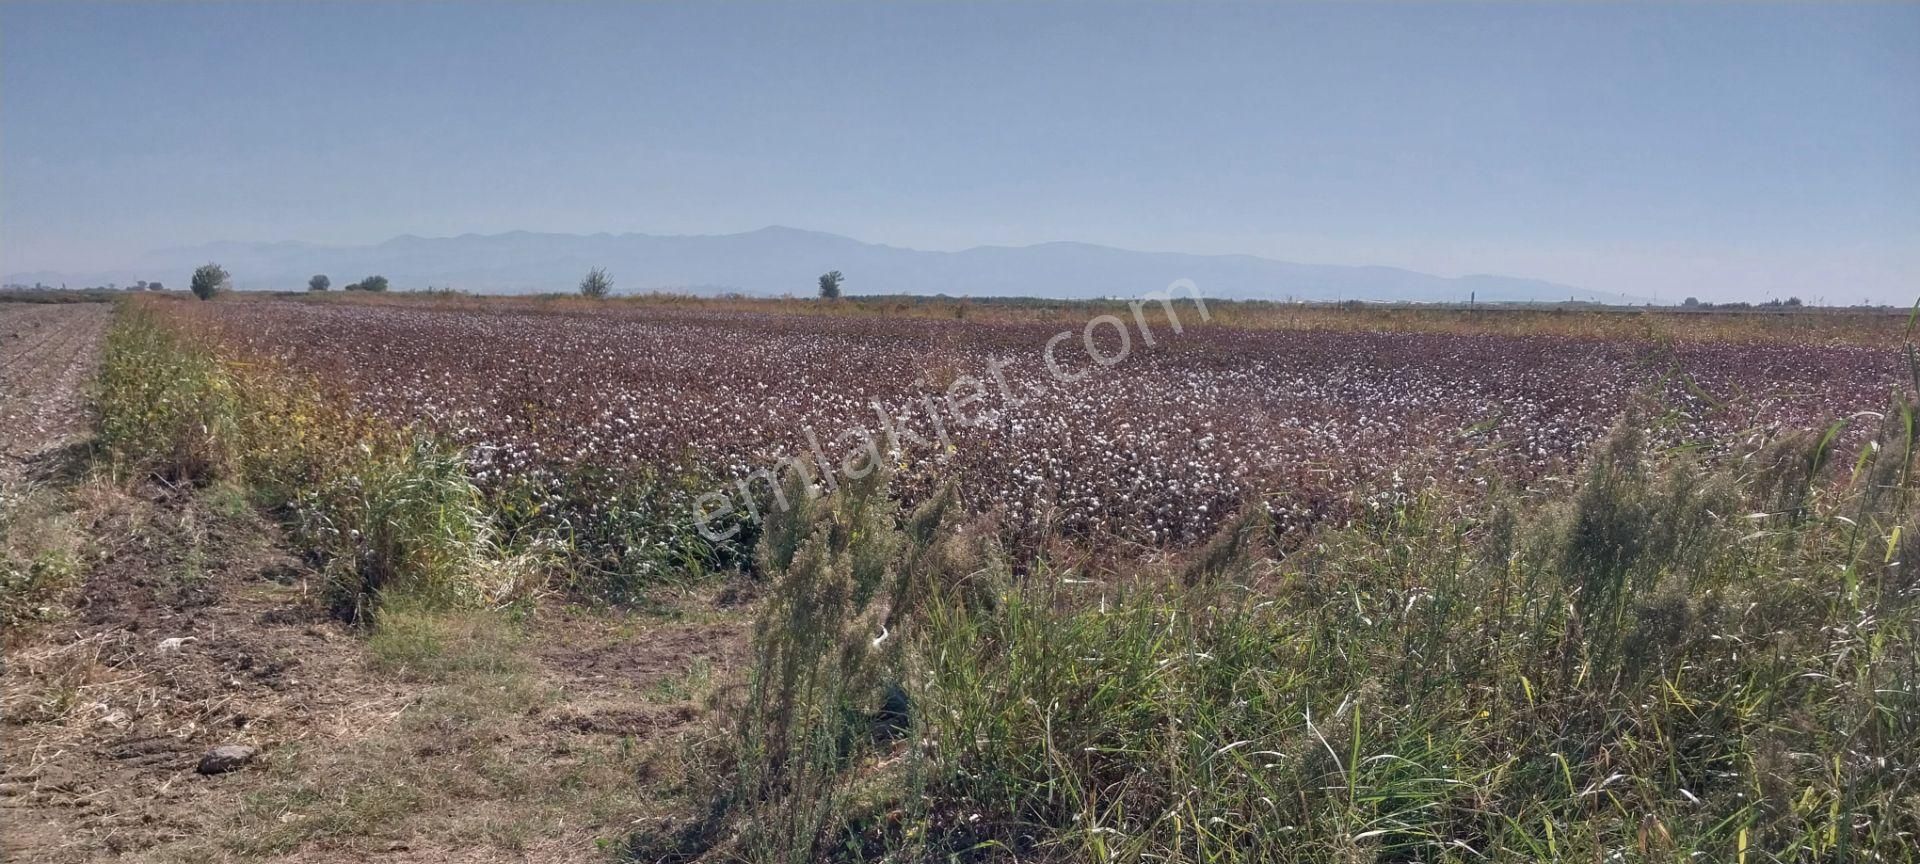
[94, 303, 545, 617]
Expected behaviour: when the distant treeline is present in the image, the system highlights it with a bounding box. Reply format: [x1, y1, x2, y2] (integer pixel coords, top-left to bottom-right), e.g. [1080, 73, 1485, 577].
[3, 281, 165, 294]
[10, 282, 1908, 316]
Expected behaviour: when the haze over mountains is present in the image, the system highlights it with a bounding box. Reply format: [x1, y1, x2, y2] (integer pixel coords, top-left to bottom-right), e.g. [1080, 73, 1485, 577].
[8, 227, 1647, 304]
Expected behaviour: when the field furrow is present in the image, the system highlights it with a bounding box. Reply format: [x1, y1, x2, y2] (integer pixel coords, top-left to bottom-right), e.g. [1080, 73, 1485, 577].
[0, 302, 111, 484]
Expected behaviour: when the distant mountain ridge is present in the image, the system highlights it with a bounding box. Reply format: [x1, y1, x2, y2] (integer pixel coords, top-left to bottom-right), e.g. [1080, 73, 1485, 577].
[7, 226, 1648, 304]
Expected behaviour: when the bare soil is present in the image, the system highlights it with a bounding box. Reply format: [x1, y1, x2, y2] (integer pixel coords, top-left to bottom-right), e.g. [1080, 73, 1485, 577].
[2, 488, 382, 860]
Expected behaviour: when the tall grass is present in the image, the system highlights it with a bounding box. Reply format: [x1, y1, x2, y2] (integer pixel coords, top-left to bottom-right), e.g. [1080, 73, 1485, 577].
[665, 403, 1918, 862]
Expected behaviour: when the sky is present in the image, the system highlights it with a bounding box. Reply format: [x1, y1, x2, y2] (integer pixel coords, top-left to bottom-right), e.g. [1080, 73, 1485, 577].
[2, 2, 1915, 303]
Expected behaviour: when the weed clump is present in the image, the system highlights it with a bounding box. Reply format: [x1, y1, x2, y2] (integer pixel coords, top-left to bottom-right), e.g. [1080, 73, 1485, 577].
[649, 468, 987, 862]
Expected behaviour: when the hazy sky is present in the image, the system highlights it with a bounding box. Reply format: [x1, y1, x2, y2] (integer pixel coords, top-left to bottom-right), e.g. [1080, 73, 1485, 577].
[3, 2, 1915, 302]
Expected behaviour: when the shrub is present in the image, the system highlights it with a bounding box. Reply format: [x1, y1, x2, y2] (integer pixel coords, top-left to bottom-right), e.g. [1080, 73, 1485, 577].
[579, 267, 613, 299]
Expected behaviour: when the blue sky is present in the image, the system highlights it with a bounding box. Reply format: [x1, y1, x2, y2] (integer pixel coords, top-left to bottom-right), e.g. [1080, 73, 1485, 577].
[2, 2, 1915, 302]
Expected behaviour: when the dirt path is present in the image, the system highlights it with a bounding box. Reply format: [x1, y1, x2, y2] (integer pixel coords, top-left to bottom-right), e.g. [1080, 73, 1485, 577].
[0, 302, 111, 485]
[2, 489, 377, 861]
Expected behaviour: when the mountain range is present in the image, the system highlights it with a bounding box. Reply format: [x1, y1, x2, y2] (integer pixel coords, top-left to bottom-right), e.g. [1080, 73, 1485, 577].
[6, 227, 1648, 304]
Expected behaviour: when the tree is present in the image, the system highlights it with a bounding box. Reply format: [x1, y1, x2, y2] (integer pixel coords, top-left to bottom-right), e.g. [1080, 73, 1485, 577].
[190, 263, 229, 300]
[579, 267, 613, 299]
[1682, 297, 1701, 308]
[354, 275, 389, 293]
[147, 281, 164, 291]
[818, 270, 844, 299]
[309, 274, 331, 292]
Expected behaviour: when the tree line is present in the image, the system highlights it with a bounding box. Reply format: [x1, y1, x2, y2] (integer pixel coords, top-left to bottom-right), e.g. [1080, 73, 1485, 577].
[181, 264, 849, 300]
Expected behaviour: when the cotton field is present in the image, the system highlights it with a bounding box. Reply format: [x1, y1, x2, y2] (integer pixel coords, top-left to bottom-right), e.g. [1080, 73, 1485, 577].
[171, 298, 1901, 546]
